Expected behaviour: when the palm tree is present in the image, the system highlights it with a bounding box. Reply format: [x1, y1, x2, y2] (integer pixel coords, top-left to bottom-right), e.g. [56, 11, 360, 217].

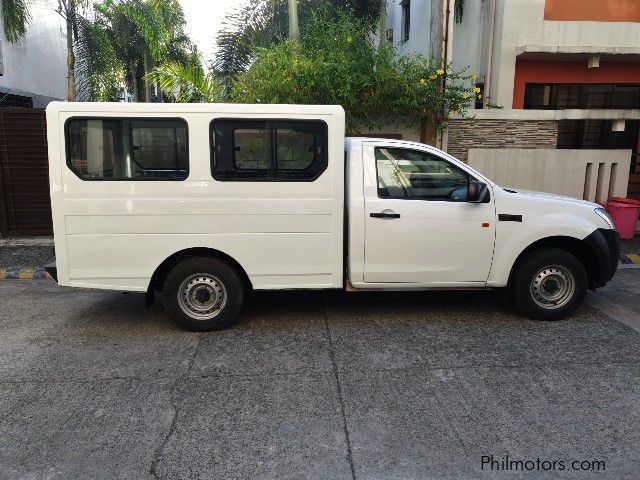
[1, 0, 30, 43]
[146, 56, 223, 103]
[57, 0, 91, 101]
[75, 0, 190, 102]
[454, 0, 464, 23]
[288, 0, 299, 44]
[214, 0, 381, 80]
[92, 0, 147, 101]
[120, 0, 187, 101]
[74, 14, 121, 101]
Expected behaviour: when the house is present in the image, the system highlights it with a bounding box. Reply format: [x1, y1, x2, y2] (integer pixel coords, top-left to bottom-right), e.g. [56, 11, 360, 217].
[0, 0, 67, 107]
[451, 0, 640, 200]
[383, 0, 640, 202]
[0, 1, 66, 237]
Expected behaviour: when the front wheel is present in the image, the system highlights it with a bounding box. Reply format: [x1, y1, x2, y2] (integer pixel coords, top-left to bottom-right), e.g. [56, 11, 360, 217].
[162, 256, 244, 331]
[510, 247, 587, 320]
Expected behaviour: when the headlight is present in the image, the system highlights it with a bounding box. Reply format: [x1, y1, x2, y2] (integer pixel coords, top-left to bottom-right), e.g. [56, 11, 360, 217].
[594, 207, 615, 229]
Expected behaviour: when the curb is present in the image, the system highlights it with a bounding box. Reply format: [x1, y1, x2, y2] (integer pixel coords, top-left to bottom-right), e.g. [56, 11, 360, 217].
[619, 254, 640, 269]
[0, 268, 52, 279]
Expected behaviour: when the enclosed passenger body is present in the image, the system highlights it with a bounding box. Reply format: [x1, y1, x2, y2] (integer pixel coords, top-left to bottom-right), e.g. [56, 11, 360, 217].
[46, 102, 346, 294]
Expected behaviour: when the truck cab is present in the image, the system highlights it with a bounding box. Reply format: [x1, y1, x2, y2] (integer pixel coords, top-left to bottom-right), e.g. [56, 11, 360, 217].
[345, 137, 618, 316]
[45, 103, 619, 331]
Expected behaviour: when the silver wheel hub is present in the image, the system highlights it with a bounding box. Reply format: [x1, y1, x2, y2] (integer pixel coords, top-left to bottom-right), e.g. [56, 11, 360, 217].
[530, 265, 575, 310]
[177, 274, 227, 320]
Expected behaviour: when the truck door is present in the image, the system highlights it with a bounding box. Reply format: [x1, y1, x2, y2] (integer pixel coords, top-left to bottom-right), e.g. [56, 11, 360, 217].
[362, 143, 495, 285]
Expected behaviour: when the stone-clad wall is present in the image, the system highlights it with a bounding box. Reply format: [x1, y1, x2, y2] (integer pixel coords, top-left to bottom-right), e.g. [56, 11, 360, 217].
[446, 119, 558, 162]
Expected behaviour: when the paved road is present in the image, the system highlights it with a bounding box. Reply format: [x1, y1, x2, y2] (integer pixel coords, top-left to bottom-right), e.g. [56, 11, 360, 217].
[0, 274, 639, 480]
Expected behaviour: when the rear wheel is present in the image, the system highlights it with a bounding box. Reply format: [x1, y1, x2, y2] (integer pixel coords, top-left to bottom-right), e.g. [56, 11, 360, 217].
[510, 247, 587, 320]
[162, 256, 244, 331]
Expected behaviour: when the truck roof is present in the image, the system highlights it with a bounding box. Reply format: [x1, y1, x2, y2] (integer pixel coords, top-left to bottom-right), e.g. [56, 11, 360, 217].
[46, 102, 346, 117]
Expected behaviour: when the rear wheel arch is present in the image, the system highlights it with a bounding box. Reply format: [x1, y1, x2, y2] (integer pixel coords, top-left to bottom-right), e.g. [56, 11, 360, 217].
[508, 236, 599, 288]
[148, 248, 253, 294]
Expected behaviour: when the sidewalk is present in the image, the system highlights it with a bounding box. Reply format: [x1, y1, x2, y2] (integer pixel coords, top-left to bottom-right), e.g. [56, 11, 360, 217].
[0, 238, 55, 279]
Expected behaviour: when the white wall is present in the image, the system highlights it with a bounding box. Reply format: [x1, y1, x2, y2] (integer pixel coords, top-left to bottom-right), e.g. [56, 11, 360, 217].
[384, 0, 433, 58]
[451, 0, 491, 101]
[0, 0, 67, 105]
[468, 149, 631, 202]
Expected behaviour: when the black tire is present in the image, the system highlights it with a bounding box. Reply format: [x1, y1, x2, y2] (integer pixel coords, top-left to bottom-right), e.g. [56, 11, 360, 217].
[510, 247, 587, 321]
[162, 256, 244, 331]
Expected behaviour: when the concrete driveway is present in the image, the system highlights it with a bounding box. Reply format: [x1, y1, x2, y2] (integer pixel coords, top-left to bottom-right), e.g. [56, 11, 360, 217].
[0, 274, 639, 480]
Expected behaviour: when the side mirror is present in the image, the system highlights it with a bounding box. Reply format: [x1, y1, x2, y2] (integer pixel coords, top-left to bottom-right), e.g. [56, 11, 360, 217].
[468, 181, 489, 203]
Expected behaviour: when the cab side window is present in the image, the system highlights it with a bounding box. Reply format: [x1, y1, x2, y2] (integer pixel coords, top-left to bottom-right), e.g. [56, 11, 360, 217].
[375, 147, 470, 201]
[211, 119, 327, 181]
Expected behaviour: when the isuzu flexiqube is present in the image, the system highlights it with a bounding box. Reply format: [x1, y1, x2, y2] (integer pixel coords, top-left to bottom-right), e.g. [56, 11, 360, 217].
[45, 102, 619, 331]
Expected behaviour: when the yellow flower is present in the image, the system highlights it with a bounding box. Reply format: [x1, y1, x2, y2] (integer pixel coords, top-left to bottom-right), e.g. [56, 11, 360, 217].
[477, 94, 483, 99]
[473, 87, 481, 93]
[436, 69, 445, 75]
[463, 93, 470, 99]
[471, 73, 478, 79]
[346, 36, 353, 43]
[430, 74, 438, 80]
[420, 78, 427, 85]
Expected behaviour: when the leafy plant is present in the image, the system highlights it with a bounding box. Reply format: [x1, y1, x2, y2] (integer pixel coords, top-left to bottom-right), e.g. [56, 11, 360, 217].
[1, 0, 31, 43]
[232, 11, 475, 133]
[147, 57, 224, 103]
[75, 0, 191, 102]
[214, 0, 381, 80]
[74, 14, 121, 101]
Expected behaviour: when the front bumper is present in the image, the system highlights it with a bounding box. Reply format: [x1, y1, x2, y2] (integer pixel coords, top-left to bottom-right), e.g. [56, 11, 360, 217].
[583, 228, 620, 288]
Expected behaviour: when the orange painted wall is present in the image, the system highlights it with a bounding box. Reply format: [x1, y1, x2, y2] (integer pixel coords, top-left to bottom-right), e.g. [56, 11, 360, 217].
[513, 60, 640, 108]
[545, 0, 640, 22]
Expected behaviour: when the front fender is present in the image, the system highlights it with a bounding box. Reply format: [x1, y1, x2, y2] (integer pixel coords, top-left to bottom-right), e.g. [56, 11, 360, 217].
[487, 212, 602, 287]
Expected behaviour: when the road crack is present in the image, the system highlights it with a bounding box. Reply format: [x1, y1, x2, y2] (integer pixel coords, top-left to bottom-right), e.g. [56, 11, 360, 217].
[149, 332, 201, 479]
[322, 293, 357, 480]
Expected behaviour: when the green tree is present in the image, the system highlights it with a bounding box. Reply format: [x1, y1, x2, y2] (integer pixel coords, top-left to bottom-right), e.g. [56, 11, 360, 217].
[147, 55, 224, 103]
[57, 0, 91, 101]
[454, 0, 464, 23]
[232, 12, 474, 134]
[74, 14, 121, 101]
[1, 0, 31, 43]
[151, 11, 475, 137]
[215, 0, 381, 80]
[121, 0, 187, 101]
[76, 0, 191, 102]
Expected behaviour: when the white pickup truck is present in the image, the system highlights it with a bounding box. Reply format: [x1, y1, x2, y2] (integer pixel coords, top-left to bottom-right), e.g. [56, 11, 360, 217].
[45, 102, 619, 331]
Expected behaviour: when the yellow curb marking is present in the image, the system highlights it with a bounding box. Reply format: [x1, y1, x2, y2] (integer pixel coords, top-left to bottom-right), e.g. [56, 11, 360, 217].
[626, 254, 640, 264]
[18, 269, 34, 279]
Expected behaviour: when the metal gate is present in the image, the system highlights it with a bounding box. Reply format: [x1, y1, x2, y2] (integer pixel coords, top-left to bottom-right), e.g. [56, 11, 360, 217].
[0, 108, 52, 236]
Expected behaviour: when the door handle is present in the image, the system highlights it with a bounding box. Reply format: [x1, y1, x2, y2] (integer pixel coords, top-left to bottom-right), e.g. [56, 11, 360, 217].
[370, 212, 400, 219]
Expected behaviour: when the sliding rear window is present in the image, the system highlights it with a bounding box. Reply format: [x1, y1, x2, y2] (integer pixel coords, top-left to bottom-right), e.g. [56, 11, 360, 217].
[66, 118, 188, 180]
[211, 119, 328, 181]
